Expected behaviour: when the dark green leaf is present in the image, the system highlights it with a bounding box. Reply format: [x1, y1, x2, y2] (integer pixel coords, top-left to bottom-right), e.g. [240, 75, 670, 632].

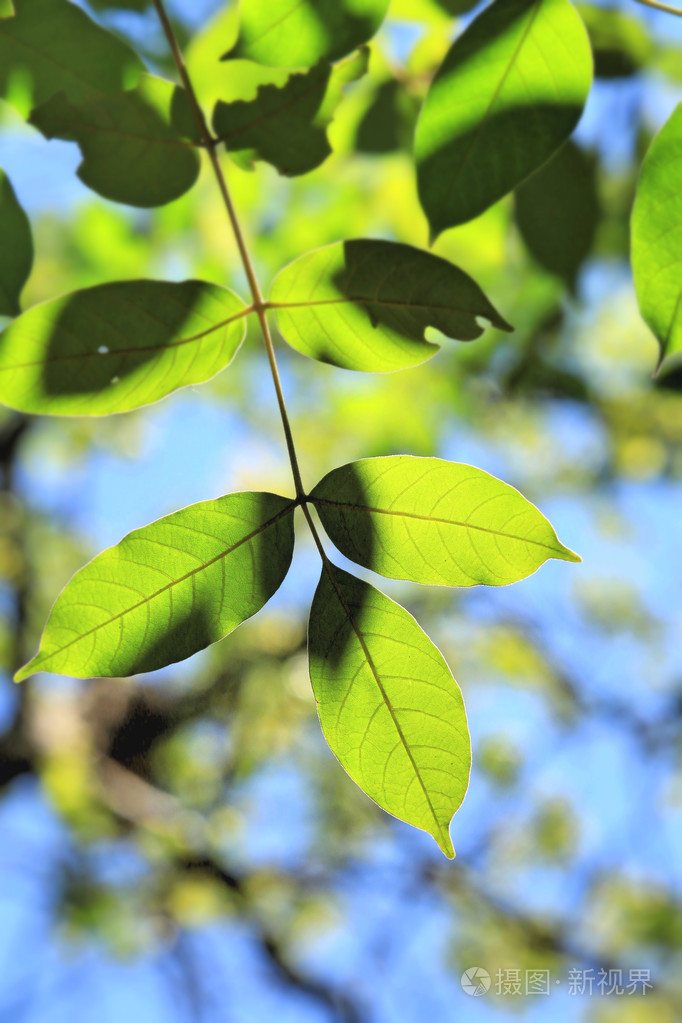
[0, 0, 143, 115]
[415, 0, 593, 238]
[269, 239, 512, 372]
[30, 74, 202, 207]
[224, 0, 390, 68]
[0, 280, 250, 415]
[355, 78, 418, 155]
[213, 49, 368, 177]
[0, 169, 33, 317]
[514, 141, 599, 289]
[632, 104, 682, 372]
[15, 492, 296, 681]
[311, 456, 580, 585]
[309, 564, 471, 857]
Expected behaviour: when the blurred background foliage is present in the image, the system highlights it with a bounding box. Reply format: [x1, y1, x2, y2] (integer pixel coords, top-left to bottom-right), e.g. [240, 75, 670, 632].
[0, 0, 681, 1020]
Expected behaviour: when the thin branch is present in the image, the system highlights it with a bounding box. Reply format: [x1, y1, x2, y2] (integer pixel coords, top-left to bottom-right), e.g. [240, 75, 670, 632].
[151, 0, 308, 504]
[633, 0, 682, 14]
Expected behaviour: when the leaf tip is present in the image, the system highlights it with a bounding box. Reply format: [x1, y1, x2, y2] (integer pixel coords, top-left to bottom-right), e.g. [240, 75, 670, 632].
[432, 822, 455, 859]
[13, 659, 37, 683]
[557, 544, 581, 565]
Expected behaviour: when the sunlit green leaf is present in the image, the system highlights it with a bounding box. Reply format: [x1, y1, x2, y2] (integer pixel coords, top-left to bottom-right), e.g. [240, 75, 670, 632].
[15, 492, 296, 681]
[224, 0, 390, 67]
[269, 239, 512, 372]
[0, 280, 250, 415]
[632, 104, 682, 372]
[311, 456, 580, 585]
[309, 564, 471, 857]
[0, 169, 32, 317]
[514, 141, 599, 289]
[415, 0, 593, 238]
[0, 0, 143, 115]
[213, 49, 368, 177]
[29, 75, 202, 207]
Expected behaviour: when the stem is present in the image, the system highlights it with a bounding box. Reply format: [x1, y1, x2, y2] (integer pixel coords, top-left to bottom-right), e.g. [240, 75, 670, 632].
[633, 0, 681, 13]
[152, 0, 307, 503]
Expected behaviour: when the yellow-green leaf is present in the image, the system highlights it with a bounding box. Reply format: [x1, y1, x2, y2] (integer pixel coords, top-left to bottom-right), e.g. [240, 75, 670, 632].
[16, 492, 296, 681]
[224, 0, 390, 68]
[0, 169, 32, 317]
[269, 240, 512, 372]
[309, 564, 471, 857]
[310, 456, 580, 586]
[0, 280, 250, 416]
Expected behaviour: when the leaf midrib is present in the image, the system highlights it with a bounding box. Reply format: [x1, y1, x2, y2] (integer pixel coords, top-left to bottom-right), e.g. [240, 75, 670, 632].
[322, 564, 445, 843]
[0, 307, 252, 374]
[27, 500, 296, 672]
[312, 496, 562, 554]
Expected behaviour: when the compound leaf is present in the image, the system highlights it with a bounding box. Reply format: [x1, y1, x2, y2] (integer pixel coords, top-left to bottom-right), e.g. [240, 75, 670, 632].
[0, 169, 33, 317]
[309, 565, 471, 857]
[29, 75, 202, 208]
[415, 0, 593, 238]
[0, 280, 250, 416]
[514, 140, 599, 290]
[224, 0, 390, 68]
[311, 456, 580, 586]
[631, 103, 682, 372]
[269, 239, 512, 372]
[213, 49, 368, 177]
[0, 0, 143, 115]
[15, 492, 296, 681]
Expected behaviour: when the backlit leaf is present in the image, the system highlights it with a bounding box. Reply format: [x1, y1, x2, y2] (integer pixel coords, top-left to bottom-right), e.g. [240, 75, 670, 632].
[0, 280, 250, 415]
[213, 49, 368, 177]
[15, 492, 296, 681]
[310, 456, 580, 585]
[415, 0, 593, 238]
[309, 564, 471, 857]
[514, 141, 599, 289]
[0, 169, 33, 317]
[0, 0, 143, 115]
[224, 0, 390, 68]
[269, 239, 512, 372]
[29, 75, 202, 208]
[631, 104, 682, 372]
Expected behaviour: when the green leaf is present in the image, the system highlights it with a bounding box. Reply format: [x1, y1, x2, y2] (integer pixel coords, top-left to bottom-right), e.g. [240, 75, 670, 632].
[213, 49, 368, 177]
[514, 141, 599, 290]
[355, 78, 418, 155]
[577, 3, 653, 79]
[631, 104, 682, 373]
[269, 239, 512, 372]
[0, 0, 143, 116]
[0, 280, 250, 416]
[415, 0, 593, 238]
[29, 75, 202, 208]
[15, 492, 296, 681]
[309, 564, 471, 857]
[224, 0, 390, 67]
[0, 169, 33, 317]
[310, 456, 580, 586]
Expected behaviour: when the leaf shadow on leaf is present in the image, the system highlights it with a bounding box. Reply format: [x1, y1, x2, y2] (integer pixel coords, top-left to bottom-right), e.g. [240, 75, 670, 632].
[418, 100, 587, 237]
[312, 461, 376, 672]
[41, 283, 209, 399]
[322, 239, 506, 363]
